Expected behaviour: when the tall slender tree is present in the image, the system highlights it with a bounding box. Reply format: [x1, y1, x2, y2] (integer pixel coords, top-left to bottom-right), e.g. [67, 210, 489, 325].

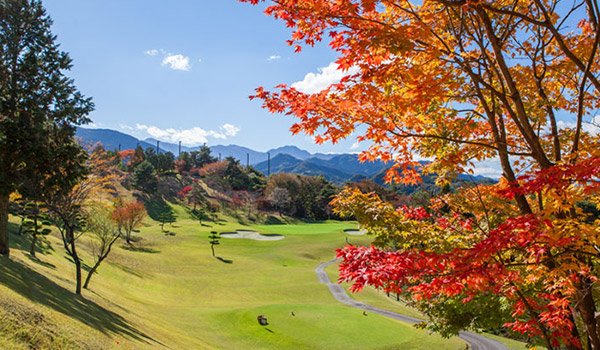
[0, 0, 93, 256]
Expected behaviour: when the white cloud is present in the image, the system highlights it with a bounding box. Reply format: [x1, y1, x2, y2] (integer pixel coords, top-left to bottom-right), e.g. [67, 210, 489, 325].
[162, 54, 191, 71]
[350, 141, 360, 150]
[145, 49, 160, 56]
[556, 115, 600, 135]
[267, 55, 281, 61]
[134, 123, 240, 146]
[221, 123, 240, 137]
[145, 49, 195, 71]
[86, 122, 104, 129]
[292, 61, 359, 94]
[469, 167, 503, 178]
[464, 160, 503, 179]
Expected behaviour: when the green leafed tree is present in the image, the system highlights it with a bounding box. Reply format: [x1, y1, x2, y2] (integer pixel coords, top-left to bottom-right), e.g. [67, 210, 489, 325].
[83, 204, 121, 289]
[0, 0, 94, 256]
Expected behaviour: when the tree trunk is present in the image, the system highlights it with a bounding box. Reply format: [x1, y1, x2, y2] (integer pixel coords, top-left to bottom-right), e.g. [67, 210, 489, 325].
[211, 244, 215, 257]
[83, 260, 101, 289]
[18, 216, 24, 236]
[69, 231, 82, 295]
[0, 192, 10, 256]
[29, 232, 37, 257]
[577, 278, 600, 349]
[29, 214, 38, 257]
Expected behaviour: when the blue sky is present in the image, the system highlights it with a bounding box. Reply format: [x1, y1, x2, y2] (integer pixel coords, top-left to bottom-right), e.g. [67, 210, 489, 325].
[43, 0, 360, 153]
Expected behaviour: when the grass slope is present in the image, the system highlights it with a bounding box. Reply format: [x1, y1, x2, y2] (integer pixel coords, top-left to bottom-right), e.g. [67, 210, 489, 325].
[0, 204, 466, 349]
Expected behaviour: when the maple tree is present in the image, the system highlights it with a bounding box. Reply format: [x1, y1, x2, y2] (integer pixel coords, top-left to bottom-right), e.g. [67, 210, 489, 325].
[242, 0, 600, 348]
[112, 201, 147, 245]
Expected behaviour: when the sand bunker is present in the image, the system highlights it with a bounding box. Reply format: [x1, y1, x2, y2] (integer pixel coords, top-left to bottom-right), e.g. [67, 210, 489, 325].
[343, 228, 367, 236]
[220, 230, 284, 241]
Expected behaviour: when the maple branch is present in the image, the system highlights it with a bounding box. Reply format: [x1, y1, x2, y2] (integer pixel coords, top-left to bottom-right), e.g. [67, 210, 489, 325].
[387, 129, 532, 156]
[477, 7, 553, 169]
[571, 22, 600, 156]
[532, 0, 600, 92]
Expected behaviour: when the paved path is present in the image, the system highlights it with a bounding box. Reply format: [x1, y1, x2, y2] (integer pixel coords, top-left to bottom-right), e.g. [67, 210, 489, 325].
[316, 259, 508, 350]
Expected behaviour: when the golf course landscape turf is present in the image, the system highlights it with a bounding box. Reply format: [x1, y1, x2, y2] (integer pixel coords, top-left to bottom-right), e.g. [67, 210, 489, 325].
[0, 202, 493, 349]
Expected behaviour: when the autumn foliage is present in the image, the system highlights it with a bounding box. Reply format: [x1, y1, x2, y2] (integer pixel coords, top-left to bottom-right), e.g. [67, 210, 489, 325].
[112, 201, 146, 244]
[243, 0, 600, 347]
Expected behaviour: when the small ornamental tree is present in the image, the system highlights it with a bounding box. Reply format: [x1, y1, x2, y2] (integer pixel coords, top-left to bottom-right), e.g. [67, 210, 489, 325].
[209, 231, 220, 257]
[158, 211, 176, 233]
[243, 0, 600, 348]
[112, 201, 146, 244]
[21, 201, 52, 257]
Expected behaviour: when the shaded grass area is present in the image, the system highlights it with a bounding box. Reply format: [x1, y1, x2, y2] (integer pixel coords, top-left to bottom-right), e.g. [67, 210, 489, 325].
[0, 297, 79, 350]
[0, 258, 157, 345]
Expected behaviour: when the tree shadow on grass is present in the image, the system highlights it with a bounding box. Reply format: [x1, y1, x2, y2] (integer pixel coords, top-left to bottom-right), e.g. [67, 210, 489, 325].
[120, 245, 160, 254]
[216, 256, 233, 264]
[26, 255, 56, 269]
[0, 258, 162, 346]
[109, 262, 150, 279]
[144, 196, 176, 223]
[8, 222, 55, 256]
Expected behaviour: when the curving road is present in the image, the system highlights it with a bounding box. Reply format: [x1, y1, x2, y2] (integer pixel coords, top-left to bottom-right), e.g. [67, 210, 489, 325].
[316, 259, 508, 350]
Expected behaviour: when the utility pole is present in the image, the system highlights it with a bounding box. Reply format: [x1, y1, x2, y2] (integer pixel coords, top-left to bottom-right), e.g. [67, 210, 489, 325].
[267, 152, 271, 177]
[219, 153, 221, 161]
[156, 140, 160, 154]
[178, 141, 182, 157]
[247, 153, 250, 169]
[118, 144, 121, 152]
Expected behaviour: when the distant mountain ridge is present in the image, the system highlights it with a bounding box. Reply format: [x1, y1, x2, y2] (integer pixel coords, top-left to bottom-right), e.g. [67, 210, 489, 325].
[76, 128, 156, 151]
[76, 127, 343, 164]
[75, 127, 496, 184]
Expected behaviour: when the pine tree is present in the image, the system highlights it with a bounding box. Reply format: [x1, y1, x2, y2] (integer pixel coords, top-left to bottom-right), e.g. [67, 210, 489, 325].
[0, 0, 94, 256]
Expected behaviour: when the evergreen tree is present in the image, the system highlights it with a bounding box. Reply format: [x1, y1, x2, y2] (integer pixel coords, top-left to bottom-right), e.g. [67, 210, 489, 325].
[0, 0, 93, 255]
[132, 161, 158, 193]
[208, 231, 220, 257]
[190, 144, 217, 168]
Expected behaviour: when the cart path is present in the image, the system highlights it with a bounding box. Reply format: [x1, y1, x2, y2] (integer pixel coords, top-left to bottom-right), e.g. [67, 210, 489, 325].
[316, 259, 508, 350]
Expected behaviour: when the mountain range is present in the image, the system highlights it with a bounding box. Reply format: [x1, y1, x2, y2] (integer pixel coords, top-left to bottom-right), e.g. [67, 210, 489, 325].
[75, 127, 494, 184]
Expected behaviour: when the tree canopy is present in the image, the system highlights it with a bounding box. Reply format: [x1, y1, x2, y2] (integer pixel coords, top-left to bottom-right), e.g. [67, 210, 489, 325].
[0, 0, 93, 255]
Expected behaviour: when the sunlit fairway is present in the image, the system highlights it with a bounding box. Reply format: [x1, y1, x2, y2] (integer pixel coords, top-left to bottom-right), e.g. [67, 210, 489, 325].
[0, 203, 467, 349]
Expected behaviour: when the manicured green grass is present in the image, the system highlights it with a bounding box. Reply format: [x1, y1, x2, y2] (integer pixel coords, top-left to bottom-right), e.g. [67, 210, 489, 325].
[325, 262, 425, 319]
[0, 204, 467, 349]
